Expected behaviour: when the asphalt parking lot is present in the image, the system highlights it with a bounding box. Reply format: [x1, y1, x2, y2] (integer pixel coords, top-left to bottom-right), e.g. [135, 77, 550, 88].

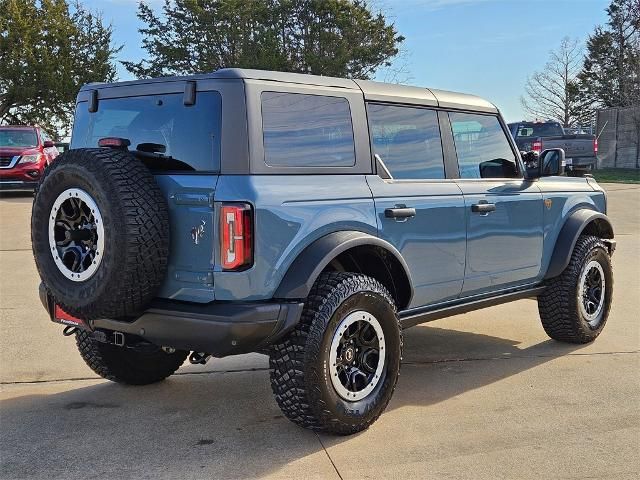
[1, 184, 638, 480]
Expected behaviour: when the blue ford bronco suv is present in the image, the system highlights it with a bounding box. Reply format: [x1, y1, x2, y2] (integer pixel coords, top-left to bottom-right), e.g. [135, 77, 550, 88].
[32, 69, 615, 435]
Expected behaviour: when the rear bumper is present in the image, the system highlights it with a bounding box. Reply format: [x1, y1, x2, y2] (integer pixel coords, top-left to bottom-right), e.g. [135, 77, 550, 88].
[565, 157, 595, 169]
[39, 283, 304, 357]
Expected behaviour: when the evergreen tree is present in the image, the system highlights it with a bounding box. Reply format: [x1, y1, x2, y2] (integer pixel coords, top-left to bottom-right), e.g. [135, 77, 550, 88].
[123, 0, 404, 80]
[579, 0, 640, 108]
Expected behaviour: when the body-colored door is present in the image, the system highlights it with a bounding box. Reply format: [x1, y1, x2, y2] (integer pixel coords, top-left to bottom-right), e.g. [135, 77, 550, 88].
[367, 176, 467, 307]
[456, 179, 543, 295]
[448, 112, 544, 296]
[366, 104, 466, 308]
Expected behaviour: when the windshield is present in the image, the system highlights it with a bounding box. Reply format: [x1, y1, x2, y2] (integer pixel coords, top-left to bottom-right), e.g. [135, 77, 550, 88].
[0, 129, 38, 148]
[513, 123, 564, 138]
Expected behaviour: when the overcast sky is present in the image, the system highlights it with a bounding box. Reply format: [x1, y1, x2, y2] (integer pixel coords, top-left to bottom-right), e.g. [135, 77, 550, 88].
[85, 0, 611, 122]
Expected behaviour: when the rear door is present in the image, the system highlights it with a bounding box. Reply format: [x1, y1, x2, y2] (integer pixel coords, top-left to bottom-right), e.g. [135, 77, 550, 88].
[448, 112, 544, 296]
[366, 104, 466, 308]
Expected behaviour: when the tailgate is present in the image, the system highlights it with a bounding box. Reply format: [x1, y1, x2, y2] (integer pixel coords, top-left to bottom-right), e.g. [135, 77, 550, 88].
[543, 136, 594, 158]
[153, 174, 218, 303]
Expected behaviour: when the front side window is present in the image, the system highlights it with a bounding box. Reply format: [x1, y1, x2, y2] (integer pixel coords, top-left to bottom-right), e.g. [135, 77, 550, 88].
[368, 104, 444, 179]
[450, 113, 519, 179]
[261, 92, 355, 167]
[71, 91, 222, 172]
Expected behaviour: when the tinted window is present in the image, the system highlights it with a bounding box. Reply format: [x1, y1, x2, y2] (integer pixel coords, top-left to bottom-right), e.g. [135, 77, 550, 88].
[450, 113, 519, 179]
[261, 92, 355, 167]
[70, 92, 221, 172]
[368, 104, 444, 179]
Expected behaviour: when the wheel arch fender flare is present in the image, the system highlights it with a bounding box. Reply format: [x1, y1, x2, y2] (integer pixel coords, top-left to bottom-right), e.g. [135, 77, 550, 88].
[274, 231, 414, 307]
[545, 209, 614, 279]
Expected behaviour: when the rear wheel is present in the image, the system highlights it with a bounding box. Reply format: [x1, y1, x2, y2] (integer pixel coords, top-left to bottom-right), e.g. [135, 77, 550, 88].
[76, 331, 188, 385]
[269, 272, 402, 435]
[538, 235, 613, 343]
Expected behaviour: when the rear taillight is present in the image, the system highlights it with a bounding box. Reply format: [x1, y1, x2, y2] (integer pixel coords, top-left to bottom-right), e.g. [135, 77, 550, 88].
[220, 203, 253, 271]
[532, 140, 543, 153]
[594, 137, 598, 154]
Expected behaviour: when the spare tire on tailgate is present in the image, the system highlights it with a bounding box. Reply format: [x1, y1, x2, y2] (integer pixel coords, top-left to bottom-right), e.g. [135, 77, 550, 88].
[31, 148, 169, 320]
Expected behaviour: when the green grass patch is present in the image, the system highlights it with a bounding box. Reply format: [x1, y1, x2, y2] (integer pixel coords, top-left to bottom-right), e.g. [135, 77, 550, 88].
[592, 168, 640, 184]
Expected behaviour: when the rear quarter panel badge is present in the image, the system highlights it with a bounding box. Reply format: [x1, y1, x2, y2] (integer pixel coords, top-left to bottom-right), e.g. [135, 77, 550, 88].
[191, 220, 206, 245]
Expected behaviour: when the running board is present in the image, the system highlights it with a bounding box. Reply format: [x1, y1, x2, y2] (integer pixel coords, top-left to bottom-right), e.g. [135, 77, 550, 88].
[399, 286, 546, 329]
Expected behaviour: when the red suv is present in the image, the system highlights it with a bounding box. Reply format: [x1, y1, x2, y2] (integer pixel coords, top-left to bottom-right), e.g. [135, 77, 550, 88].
[0, 126, 59, 191]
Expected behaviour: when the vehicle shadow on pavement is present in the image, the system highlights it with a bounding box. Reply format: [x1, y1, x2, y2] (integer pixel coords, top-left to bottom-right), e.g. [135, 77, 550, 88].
[0, 325, 583, 479]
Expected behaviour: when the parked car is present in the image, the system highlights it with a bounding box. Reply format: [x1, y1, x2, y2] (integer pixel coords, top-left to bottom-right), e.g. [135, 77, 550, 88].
[0, 126, 59, 191]
[508, 121, 598, 176]
[32, 69, 615, 435]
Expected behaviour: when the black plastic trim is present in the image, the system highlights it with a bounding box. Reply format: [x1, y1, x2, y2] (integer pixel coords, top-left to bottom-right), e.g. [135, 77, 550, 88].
[438, 110, 460, 179]
[0, 180, 39, 191]
[88, 89, 98, 112]
[39, 283, 304, 357]
[545, 209, 614, 279]
[183, 81, 196, 106]
[88, 301, 303, 357]
[399, 285, 546, 329]
[274, 231, 414, 307]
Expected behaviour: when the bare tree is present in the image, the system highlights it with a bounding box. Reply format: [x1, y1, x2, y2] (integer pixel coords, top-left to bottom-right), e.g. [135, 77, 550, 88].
[521, 37, 591, 127]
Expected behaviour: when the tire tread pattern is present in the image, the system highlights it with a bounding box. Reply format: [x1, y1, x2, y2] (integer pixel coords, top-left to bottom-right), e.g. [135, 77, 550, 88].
[32, 148, 169, 319]
[538, 235, 612, 344]
[269, 272, 401, 435]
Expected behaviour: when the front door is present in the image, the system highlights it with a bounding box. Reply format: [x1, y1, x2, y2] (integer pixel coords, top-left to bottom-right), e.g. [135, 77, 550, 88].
[366, 104, 467, 308]
[448, 112, 544, 296]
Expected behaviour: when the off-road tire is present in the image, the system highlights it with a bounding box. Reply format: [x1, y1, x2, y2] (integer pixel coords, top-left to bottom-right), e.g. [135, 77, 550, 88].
[538, 235, 613, 343]
[269, 272, 402, 435]
[75, 331, 188, 385]
[31, 148, 169, 319]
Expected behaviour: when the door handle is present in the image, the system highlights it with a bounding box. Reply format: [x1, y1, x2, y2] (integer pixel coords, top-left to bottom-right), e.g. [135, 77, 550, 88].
[385, 207, 417, 219]
[471, 203, 496, 214]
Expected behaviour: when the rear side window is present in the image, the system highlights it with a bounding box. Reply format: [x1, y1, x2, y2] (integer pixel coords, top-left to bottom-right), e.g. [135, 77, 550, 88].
[261, 92, 355, 167]
[449, 113, 519, 179]
[71, 91, 221, 172]
[367, 104, 444, 180]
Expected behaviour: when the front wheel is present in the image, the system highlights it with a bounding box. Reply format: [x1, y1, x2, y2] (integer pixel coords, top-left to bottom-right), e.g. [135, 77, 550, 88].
[538, 235, 613, 343]
[269, 272, 402, 435]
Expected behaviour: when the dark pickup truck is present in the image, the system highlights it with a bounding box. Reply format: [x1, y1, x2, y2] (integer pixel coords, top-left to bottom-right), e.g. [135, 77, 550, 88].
[508, 121, 597, 176]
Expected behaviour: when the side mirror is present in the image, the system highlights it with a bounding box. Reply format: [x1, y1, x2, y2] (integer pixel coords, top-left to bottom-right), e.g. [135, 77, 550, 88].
[539, 148, 565, 176]
[43, 140, 55, 148]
